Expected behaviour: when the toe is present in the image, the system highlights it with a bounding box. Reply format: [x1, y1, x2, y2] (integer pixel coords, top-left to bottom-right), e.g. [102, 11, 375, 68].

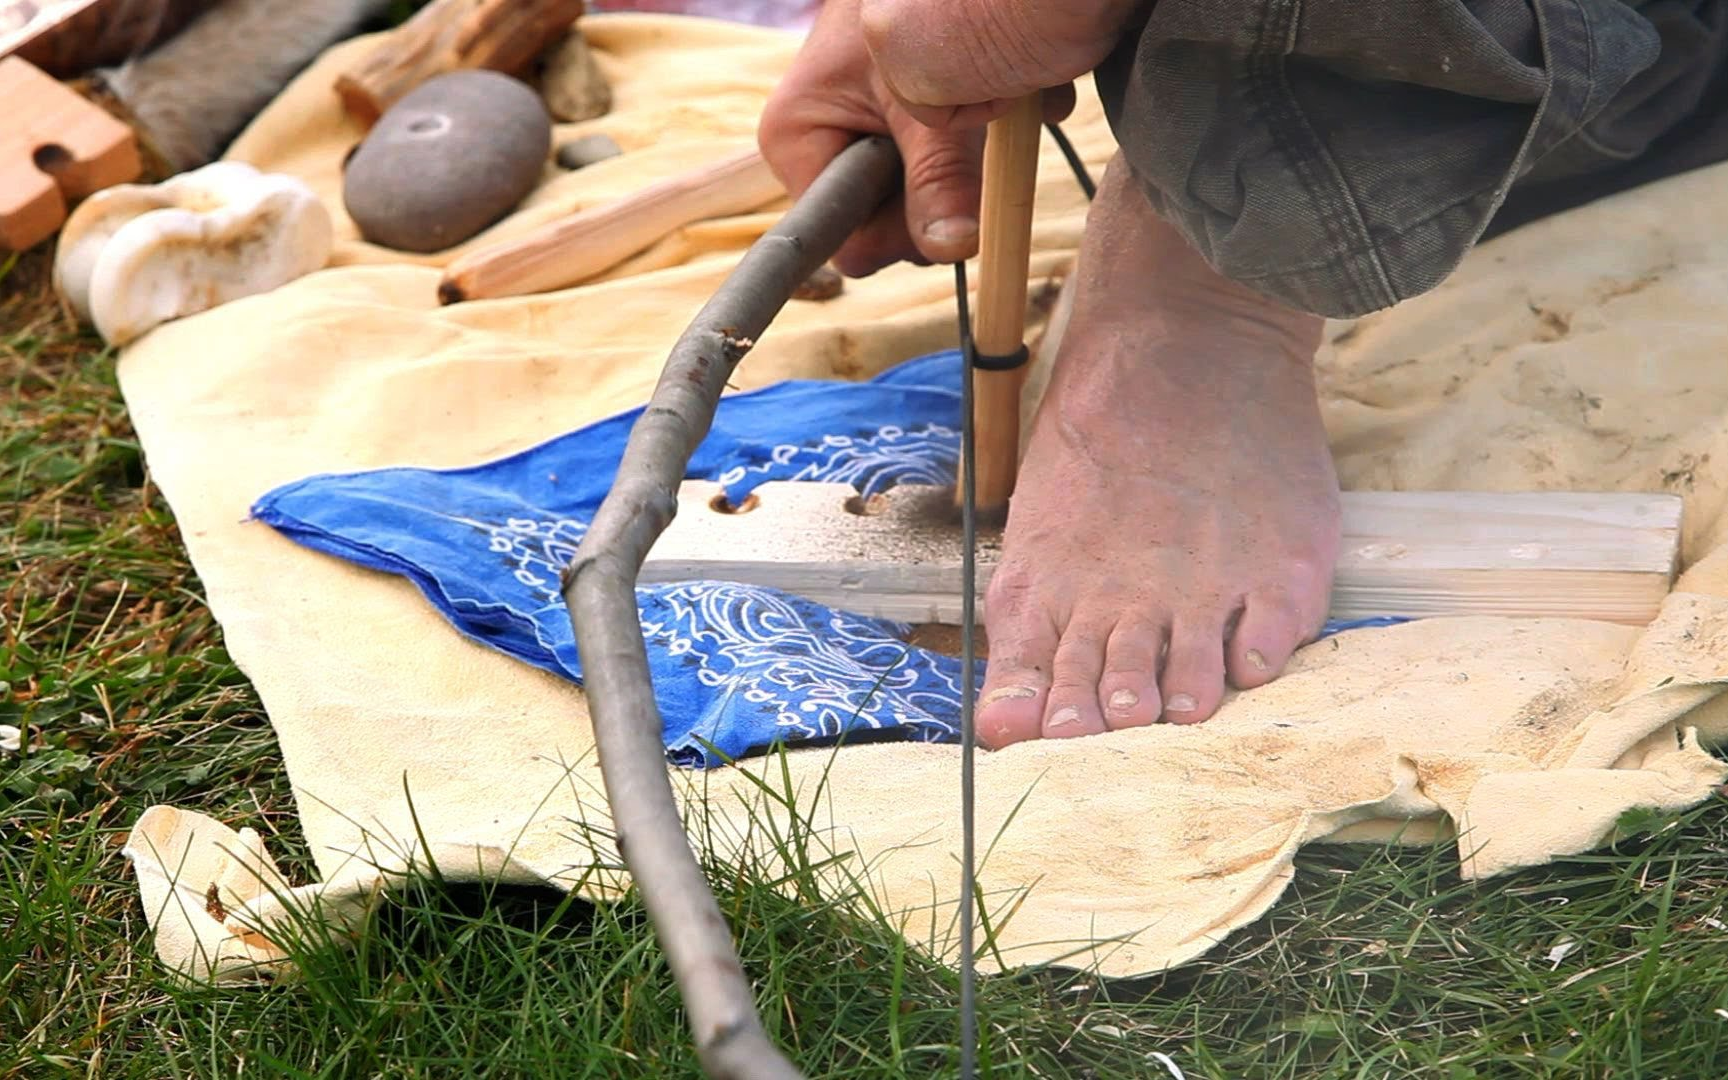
[976, 594, 1059, 749]
[1041, 620, 1112, 740]
[1225, 590, 1314, 690]
[1159, 619, 1228, 725]
[1099, 617, 1165, 730]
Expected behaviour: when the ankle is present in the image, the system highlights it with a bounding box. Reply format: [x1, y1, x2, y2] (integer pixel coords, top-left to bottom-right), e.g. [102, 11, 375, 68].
[1072, 155, 1323, 360]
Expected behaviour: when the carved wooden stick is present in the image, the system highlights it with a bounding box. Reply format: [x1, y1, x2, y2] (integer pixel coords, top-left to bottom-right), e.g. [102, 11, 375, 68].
[333, 0, 585, 126]
[438, 146, 784, 303]
[958, 91, 1042, 515]
[560, 134, 900, 1080]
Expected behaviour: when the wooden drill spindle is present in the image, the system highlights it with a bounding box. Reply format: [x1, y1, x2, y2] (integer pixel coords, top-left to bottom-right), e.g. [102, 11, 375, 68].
[960, 91, 1043, 516]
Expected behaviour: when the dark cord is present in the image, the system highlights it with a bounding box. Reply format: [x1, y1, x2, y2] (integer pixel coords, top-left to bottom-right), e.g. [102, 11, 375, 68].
[954, 116, 1089, 1080]
[954, 258, 980, 1080]
[1045, 121, 1097, 201]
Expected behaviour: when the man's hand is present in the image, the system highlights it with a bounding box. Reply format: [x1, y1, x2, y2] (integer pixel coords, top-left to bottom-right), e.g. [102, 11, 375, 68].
[758, 0, 1142, 278]
[859, 0, 1142, 130]
[758, 0, 990, 277]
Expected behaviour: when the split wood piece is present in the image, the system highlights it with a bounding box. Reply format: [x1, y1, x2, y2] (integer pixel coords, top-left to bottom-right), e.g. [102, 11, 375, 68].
[961, 91, 1043, 516]
[642, 482, 1685, 626]
[334, 0, 585, 127]
[438, 146, 783, 303]
[0, 55, 140, 251]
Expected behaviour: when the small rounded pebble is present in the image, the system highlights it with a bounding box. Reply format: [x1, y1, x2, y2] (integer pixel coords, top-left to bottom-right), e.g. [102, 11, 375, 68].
[342, 70, 550, 253]
[792, 264, 844, 301]
[555, 133, 624, 171]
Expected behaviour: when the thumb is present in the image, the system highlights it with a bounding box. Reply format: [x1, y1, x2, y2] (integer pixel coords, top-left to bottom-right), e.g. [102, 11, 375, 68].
[888, 108, 985, 265]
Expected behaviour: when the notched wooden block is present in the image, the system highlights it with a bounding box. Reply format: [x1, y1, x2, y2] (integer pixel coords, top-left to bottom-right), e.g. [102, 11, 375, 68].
[0, 55, 141, 251]
[642, 481, 1684, 627]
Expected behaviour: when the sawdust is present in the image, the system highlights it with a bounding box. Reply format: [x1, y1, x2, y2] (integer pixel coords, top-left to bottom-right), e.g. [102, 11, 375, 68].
[902, 622, 990, 658]
[849, 483, 1005, 566]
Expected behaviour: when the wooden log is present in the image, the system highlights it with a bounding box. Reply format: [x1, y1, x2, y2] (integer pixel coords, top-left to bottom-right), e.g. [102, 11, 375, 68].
[641, 482, 1685, 626]
[960, 91, 1043, 516]
[0, 55, 140, 251]
[437, 146, 784, 303]
[333, 0, 585, 127]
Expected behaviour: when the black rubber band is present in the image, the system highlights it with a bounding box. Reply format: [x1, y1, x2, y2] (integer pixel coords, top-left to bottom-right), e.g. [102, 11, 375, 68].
[970, 343, 1029, 372]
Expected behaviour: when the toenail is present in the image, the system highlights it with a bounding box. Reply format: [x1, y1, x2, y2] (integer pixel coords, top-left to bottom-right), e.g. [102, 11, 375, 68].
[983, 686, 1037, 707]
[1247, 649, 1268, 672]
[1166, 693, 1197, 713]
[1108, 689, 1139, 711]
[1048, 707, 1082, 728]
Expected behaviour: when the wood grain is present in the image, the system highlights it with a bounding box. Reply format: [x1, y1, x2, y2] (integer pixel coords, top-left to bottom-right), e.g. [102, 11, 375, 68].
[642, 481, 1684, 626]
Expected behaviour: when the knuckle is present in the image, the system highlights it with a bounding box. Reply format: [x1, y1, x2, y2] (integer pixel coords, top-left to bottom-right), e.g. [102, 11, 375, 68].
[1104, 655, 1159, 680]
[902, 144, 980, 194]
[984, 565, 1035, 613]
[858, 0, 899, 50]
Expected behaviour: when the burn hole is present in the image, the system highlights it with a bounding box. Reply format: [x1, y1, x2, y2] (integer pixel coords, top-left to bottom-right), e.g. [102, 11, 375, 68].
[844, 492, 889, 516]
[709, 493, 759, 515]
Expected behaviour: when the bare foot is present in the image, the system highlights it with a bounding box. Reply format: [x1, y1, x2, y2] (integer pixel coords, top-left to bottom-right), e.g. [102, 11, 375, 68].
[977, 156, 1342, 748]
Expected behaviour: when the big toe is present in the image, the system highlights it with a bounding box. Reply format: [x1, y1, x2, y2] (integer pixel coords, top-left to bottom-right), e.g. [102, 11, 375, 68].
[1225, 590, 1317, 690]
[975, 601, 1056, 749]
[976, 680, 1047, 748]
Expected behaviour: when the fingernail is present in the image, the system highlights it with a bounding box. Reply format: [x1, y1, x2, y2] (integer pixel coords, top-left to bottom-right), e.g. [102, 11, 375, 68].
[1166, 693, 1197, 713]
[1247, 649, 1268, 672]
[1047, 707, 1082, 729]
[982, 686, 1037, 707]
[1108, 689, 1139, 711]
[923, 216, 978, 247]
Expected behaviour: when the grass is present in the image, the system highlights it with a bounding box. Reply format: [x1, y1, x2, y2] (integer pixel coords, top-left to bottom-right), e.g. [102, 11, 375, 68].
[6, 241, 1728, 1079]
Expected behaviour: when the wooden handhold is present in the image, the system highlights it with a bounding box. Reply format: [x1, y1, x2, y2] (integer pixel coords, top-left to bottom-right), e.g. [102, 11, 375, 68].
[963, 92, 1044, 516]
[0, 55, 140, 251]
[437, 146, 784, 303]
[334, 0, 585, 127]
[642, 481, 1685, 627]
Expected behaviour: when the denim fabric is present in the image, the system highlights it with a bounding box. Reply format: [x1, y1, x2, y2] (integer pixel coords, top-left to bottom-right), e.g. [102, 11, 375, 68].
[1093, 0, 1728, 318]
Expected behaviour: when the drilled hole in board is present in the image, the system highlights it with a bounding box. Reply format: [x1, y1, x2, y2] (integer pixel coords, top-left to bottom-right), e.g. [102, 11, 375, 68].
[32, 143, 71, 176]
[844, 493, 889, 516]
[900, 623, 990, 658]
[709, 492, 758, 515]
